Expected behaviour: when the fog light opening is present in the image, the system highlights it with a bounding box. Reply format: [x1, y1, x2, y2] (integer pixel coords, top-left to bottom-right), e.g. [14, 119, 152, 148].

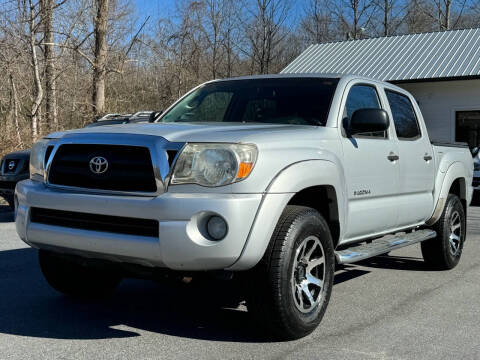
[206, 215, 228, 241]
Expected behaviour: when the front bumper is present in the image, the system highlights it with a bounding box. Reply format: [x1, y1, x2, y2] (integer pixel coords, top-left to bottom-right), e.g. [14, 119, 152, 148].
[0, 174, 28, 195]
[16, 180, 268, 270]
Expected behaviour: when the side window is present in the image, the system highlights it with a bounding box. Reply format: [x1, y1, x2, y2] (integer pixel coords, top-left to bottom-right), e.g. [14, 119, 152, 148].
[386, 90, 421, 140]
[344, 85, 386, 138]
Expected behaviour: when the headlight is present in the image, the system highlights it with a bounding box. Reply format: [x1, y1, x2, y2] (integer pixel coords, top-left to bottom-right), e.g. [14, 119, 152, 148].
[171, 143, 258, 187]
[30, 139, 51, 181]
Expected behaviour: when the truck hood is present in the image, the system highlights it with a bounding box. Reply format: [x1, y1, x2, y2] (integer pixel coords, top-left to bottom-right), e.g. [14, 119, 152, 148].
[48, 122, 328, 144]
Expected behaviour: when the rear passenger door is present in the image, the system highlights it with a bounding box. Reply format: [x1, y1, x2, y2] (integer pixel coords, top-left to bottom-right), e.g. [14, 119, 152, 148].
[340, 83, 400, 240]
[384, 89, 435, 227]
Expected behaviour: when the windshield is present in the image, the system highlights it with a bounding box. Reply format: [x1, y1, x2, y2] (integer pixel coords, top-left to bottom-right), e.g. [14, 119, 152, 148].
[159, 78, 339, 126]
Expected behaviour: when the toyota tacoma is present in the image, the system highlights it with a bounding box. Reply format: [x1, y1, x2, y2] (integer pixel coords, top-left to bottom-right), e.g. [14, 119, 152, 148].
[15, 74, 473, 340]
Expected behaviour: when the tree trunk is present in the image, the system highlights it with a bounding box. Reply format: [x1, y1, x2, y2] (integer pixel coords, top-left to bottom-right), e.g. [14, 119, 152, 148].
[384, 0, 389, 36]
[42, 0, 57, 130]
[29, 0, 43, 141]
[353, 0, 358, 39]
[9, 74, 24, 148]
[92, 0, 109, 117]
[444, 0, 451, 30]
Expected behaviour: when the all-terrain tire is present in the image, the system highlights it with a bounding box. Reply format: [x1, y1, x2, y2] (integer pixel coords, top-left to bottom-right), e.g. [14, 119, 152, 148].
[421, 194, 466, 270]
[246, 205, 335, 340]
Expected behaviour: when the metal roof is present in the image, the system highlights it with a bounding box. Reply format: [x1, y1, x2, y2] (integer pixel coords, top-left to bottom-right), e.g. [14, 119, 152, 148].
[281, 28, 480, 82]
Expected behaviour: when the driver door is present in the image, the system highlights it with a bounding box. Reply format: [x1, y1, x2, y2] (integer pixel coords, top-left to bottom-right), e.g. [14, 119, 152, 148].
[340, 83, 400, 241]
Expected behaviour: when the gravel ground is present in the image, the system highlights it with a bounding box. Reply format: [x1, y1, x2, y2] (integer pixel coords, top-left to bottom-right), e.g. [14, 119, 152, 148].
[0, 202, 479, 359]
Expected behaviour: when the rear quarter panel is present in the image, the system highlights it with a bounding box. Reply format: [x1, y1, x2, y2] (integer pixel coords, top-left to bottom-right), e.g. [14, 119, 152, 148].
[428, 145, 473, 223]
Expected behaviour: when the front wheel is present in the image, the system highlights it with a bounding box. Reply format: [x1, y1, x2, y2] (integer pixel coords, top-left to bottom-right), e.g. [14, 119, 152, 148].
[246, 205, 335, 340]
[421, 194, 466, 270]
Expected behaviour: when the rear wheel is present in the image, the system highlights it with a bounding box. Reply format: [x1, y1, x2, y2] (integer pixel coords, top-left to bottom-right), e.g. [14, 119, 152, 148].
[39, 250, 121, 297]
[421, 194, 465, 270]
[246, 205, 335, 340]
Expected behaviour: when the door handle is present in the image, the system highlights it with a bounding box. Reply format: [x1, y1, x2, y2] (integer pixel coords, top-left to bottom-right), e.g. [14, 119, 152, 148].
[387, 152, 399, 161]
[424, 154, 432, 161]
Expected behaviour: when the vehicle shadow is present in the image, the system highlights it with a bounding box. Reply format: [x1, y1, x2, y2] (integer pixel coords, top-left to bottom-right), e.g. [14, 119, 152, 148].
[356, 254, 429, 271]
[0, 247, 377, 343]
[0, 204, 13, 223]
[471, 192, 480, 207]
[0, 247, 266, 342]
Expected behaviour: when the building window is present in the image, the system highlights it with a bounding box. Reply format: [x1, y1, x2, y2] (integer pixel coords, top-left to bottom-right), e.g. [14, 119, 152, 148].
[456, 111, 480, 149]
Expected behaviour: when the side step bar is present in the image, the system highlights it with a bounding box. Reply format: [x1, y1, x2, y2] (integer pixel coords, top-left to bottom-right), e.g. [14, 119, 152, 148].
[335, 229, 436, 264]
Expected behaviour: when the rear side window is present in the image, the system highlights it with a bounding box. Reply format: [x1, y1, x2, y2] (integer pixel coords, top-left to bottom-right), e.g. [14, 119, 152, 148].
[386, 90, 421, 139]
[344, 84, 385, 138]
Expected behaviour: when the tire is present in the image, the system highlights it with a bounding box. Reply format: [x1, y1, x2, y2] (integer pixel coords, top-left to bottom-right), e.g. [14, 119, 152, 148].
[421, 194, 466, 270]
[246, 205, 335, 340]
[3, 194, 14, 210]
[39, 250, 121, 297]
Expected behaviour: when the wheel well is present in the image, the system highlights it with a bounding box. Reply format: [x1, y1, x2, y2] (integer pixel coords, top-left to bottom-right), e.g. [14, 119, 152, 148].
[288, 185, 340, 247]
[449, 178, 467, 214]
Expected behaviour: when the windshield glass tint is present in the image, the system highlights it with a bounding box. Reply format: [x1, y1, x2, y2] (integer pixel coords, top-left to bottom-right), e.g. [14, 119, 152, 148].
[159, 78, 339, 126]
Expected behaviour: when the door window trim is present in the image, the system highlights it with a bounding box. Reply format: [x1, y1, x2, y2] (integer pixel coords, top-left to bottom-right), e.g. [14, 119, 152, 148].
[341, 82, 390, 140]
[384, 88, 422, 141]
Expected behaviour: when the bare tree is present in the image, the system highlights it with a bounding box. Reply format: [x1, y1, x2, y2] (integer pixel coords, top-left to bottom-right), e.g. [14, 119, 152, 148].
[1, 0, 480, 158]
[411, 0, 471, 31]
[41, 0, 57, 130]
[27, 0, 44, 140]
[301, 0, 336, 44]
[373, 0, 407, 36]
[405, 0, 436, 32]
[203, 0, 223, 79]
[92, 0, 109, 117]
[334, 0, 376, 39]
[245, 0, 292, 74]
[220, 0, 241, 77]
[9, 74, 24, 147]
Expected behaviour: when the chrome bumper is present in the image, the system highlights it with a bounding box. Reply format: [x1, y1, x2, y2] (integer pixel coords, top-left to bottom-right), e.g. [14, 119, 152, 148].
[16, 180, 265, 270]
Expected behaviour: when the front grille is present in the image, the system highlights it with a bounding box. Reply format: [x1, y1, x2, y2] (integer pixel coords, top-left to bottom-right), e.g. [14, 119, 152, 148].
[31, 207, 159, 237]
[48, 144, 157, 193]
[3, 159, 19, 173]
[473, 178, 480, 187]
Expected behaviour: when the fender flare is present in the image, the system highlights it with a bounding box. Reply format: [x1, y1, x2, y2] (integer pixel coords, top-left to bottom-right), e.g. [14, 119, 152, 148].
[227, 159, 346, 271]
[426, 161, 467, 225]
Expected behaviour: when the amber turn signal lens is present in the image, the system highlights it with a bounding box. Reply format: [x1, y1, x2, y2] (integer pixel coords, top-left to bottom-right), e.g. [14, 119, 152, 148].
[237, 162, 253, 179]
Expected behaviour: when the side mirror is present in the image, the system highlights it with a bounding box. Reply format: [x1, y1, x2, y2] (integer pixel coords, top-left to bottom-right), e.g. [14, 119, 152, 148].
[348, 108, 389, 136]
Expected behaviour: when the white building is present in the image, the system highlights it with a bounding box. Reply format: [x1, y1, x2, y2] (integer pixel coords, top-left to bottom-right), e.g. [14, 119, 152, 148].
[282, 28, 480, 148]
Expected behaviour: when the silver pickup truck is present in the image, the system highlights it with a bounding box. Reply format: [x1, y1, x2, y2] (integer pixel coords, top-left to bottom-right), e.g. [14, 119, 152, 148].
[15, 74, 473, 340]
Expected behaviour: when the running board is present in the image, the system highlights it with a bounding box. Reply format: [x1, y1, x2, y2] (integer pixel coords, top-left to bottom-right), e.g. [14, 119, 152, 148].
[335, 229, 437, 264]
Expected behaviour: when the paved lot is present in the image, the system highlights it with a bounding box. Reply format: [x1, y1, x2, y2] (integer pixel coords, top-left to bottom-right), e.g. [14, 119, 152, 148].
[0, 202, 480, 360]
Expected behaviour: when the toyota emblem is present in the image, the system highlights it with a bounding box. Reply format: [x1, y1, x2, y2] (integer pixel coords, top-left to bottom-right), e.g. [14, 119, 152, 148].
[8, 161, 16, 171]
[89, 156, 109, 174]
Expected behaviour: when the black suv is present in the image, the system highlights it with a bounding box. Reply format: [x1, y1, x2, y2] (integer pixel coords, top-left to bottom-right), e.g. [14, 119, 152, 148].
[0, 150, 30, 208]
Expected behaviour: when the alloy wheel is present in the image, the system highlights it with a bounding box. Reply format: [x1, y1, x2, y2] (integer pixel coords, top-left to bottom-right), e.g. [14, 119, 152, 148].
[291, 235, 326, 313]
[448, 210, 462, 256]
